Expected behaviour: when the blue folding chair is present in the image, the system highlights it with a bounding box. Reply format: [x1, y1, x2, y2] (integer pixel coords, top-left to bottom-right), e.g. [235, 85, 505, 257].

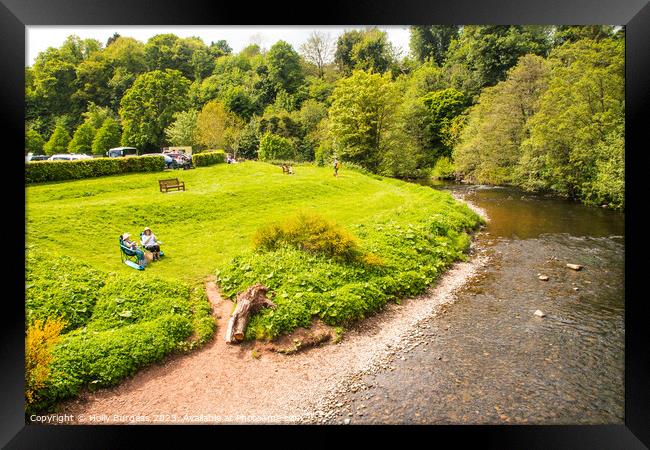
[119, 236, 146, 270]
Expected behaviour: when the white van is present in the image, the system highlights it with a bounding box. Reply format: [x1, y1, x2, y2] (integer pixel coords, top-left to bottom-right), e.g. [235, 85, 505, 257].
[48, 154, 93, 161]
[107, 147, 138, 158]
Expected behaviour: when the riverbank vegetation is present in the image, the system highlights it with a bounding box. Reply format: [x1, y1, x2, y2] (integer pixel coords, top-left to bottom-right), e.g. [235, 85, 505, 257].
[26, 25, 623, 208]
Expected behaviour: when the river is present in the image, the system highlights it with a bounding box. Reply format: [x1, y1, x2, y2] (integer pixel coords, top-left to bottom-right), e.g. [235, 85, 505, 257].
[327, 183, 625, 424]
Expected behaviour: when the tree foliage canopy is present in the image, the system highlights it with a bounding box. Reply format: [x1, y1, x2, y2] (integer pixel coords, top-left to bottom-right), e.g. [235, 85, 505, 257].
[119, 69, 191, 150]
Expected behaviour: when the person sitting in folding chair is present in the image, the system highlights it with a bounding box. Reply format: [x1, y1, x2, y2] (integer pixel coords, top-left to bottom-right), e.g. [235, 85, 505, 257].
[119, 232, 146, 270]
[140, 227, 164, 261]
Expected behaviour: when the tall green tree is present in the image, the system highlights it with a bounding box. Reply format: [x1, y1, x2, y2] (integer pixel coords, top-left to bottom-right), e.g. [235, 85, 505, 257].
[334, 30, 363, 74]
[516, 38, 624, 204]
[165, 109, 199, 148]
[266, 41, 305, 95]
[91, 118, 121, 155]
[43, 124, 71, 155]
[67, 123, 96, 154]
[453, 54, 550, 184]
[409, 26, 459, 64]
[210, 40, 232, 58]
[73, 37, 147, 113]
[444, 25, 552, 98]
[82, 103, 116, 129]
[553, 25, 618, 45]
[335, 29, 394, 75]
[196, 100, 244, 153]
[119, 69, 191, 150]
[329, 70, 401, 172]
[25, 128, 45, 155]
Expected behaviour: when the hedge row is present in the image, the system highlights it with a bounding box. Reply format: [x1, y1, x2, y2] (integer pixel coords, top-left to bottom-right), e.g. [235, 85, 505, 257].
[192, 150, 226, 167]
[25, 156, 166, 184]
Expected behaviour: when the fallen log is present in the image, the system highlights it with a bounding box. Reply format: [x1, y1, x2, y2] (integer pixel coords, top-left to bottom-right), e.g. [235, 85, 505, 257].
[225, 283, 276, 344]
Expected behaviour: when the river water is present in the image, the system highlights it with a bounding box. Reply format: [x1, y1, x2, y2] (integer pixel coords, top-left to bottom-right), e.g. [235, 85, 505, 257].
[332, 184, 625, 424]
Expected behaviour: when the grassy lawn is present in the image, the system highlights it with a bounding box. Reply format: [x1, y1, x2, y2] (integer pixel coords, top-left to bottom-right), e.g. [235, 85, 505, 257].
[27, 161, 469, 283]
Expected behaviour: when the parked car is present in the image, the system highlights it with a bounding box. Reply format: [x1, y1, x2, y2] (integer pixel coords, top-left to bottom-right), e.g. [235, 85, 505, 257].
[107, 147, 138, 158]
[25, 153, 50, 162]
[48, 154, 93, 161]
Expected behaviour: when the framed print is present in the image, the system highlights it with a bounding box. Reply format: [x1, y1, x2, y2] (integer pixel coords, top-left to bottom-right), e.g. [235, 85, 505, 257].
[1, 0, 648, 447]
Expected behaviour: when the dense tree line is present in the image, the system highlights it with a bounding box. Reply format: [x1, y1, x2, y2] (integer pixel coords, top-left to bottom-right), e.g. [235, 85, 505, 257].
[25, 26, 624, 208]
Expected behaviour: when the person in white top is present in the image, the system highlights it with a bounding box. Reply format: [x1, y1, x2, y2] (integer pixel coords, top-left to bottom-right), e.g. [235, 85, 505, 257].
[141, 227, 162, 261]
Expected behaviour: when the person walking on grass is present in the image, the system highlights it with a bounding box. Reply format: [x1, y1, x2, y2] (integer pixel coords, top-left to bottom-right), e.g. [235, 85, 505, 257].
[333, 158, 340, 177]
[141, 227, 163, 261]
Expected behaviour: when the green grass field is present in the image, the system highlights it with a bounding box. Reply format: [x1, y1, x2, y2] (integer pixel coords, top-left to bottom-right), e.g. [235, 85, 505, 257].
[27, 161, 475, 283]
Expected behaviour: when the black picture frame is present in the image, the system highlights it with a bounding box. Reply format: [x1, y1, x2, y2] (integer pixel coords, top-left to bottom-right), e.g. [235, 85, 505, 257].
[2, 0, 648, 447]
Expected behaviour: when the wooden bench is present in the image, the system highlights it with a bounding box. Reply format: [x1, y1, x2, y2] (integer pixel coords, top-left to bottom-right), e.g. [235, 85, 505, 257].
[159, 178, 185, 193]
[281, 165, 289, 174]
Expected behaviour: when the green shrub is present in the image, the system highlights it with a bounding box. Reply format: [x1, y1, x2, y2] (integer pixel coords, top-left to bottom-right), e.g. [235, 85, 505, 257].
[26, 252, 106, 333]
[40, 314, 192, 409]
[25, 155, 165, 184]
[253, 212, 360, 261]
[192, 150, 226, 167]
[431, 156, 456, 180]
[258, 132, 296, 161]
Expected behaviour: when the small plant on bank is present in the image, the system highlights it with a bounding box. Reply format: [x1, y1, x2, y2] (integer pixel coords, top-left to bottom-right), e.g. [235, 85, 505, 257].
[25, 317, 66, 413]
[253, 212, 361, 262]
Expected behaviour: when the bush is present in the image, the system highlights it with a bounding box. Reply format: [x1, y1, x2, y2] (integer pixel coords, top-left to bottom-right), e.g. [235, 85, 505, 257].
[253, 212, 360, 261]
[25, 155, 165, 184]
[25, 317, 65, 413]
[258, 132, 296, 161]
[192, 150, 226, 167]
[42, 314, 193, 408]
[26, 252, 106, 333]
[431, 156, 456, 180]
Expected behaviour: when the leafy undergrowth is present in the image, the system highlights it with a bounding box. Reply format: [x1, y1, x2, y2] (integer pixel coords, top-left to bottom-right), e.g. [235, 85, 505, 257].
[218, 199, 483, 341]
[25, 248, 215, 413]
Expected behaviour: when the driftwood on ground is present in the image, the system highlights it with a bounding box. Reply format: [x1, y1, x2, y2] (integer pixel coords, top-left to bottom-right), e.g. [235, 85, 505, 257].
[225, 283, 276, 343]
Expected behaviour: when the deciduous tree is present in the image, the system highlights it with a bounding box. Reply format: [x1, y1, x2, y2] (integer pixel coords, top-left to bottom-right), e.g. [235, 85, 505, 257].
[68, 122, 96, 154]
[300, 32, 334, 78]
[92, 118, 121, 155]
[43, 124, 71, 155]
[119, 69, 191, 150]
[328, 70, 400, 172]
